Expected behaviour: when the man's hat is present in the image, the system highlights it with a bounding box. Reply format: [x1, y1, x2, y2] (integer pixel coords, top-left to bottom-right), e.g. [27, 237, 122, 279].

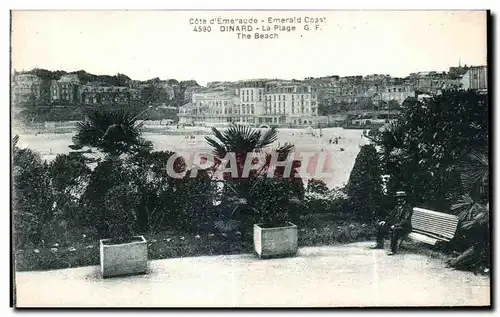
[396, 191, 406, 197]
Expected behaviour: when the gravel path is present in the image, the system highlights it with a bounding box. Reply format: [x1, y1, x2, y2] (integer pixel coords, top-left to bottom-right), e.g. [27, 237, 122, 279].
[15, 242, 490, 307]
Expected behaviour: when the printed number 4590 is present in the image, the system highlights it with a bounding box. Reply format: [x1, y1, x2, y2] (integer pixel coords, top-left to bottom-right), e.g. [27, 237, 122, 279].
[193, 26, 212, 32]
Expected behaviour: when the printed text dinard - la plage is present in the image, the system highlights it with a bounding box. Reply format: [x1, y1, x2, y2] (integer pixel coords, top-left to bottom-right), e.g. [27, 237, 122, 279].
[189, 16, 327, 40]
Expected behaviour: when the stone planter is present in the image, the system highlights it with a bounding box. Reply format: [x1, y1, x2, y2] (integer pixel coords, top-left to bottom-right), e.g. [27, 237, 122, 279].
[253, 222, 298, 259]
[99, 235, 148, 278]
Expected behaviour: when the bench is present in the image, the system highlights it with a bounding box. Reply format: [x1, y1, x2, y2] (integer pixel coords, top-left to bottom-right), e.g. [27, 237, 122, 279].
[405, 207, 460, 245]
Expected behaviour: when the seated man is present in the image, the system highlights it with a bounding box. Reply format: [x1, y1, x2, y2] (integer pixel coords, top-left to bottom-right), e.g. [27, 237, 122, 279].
[372, 191, 412, 255]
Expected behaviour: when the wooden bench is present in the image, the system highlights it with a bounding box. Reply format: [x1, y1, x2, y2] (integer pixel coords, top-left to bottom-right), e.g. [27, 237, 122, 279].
[406, 207, 460, 245]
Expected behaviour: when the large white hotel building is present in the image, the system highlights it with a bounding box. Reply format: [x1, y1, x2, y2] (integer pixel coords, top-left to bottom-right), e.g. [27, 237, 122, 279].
[178, 80, 319, 127]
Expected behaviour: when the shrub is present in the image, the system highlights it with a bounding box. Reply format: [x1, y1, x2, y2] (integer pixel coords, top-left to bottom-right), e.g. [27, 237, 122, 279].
[13, 147, 54, 248]
[369, 90, 489, 272]
[371, 91, 488, 210]
[306, 179, 330, 195]
[305, 179, 348, 216]
[81, 158, 133, 237]
[128, 150, 186, 233]
[249, 176, 305, 226]
[48, 153, 91, 227]
[305, 189, 347, 215]
[172, 168, 216, 232]
[102, 183, 141, 239]
[345, 144, 384, 221]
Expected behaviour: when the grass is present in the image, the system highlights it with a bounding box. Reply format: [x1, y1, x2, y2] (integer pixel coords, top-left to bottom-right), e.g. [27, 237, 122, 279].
[14, 216, 375, 272]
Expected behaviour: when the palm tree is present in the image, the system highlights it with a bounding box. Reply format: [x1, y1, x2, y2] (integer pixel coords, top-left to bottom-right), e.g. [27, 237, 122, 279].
[205, 124, 297, 180]
[449, 150, 489, 272]
[205, 124, 302, 233]
[72, 108, 152, 158]
[205, 124, 278, 162]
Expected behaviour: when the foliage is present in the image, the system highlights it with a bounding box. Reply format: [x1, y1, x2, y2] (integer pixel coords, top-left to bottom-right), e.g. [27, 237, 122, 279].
[49, 153, 91, 192]
[176, 169, 216, 232]
[16, 219, 372, 272]
[72, 108, 153, 157]
[24, 68, 67, 81]
[306, 179, 330, 195]
[345, 144, 384, 221]
[128, 150, 183, 232]
[12, 142, 54, 248]
[72, 70, 131, 86]
[102, 183, 140, 239]
[368, 90, 489, 272]
[129, 150, 215, 233]
[205, 124, 279, 177]
[369, 91, 488, 210]
[140, 85, 171, 105]
[448, 150, 489, 272]
[48, 153, 91, 230]
[206, 125, 305, 232]
[305, 179, 348, 215]
[248, 176, 305, 227]
[21, 68, 132, 86]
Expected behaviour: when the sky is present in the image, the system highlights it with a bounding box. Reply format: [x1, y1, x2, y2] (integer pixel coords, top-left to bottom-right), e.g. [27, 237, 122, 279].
[11, 10, 488, 85]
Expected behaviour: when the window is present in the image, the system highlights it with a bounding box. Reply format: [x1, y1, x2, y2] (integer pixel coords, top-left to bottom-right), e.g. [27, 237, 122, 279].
[274, 95, 276, 101]
[251, 105, 254, 114]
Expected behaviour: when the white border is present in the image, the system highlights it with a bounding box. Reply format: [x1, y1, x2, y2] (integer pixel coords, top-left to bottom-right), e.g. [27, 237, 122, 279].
[2, 0, 497, 315]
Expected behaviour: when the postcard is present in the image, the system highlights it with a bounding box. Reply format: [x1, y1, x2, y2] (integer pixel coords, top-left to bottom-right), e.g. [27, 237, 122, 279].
[11, 10, 490, 307]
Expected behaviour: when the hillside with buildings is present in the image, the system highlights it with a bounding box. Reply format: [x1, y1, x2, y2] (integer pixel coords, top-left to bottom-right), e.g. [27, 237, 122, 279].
[178, 65, 487, 128]
[12, 65, 487, 126]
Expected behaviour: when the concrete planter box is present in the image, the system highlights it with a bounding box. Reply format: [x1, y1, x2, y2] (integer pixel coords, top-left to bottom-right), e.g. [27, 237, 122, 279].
[99, 235, 148, 278]
[253, 222, 298, 259]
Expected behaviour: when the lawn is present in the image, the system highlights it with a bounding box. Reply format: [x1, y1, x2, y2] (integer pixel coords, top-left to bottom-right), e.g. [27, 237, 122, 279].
[14, 216, 375, 272]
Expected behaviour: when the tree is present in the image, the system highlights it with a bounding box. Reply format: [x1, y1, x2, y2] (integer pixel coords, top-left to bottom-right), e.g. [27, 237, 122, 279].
[448, 150, 489, 272]
[13, 138, 54, 247]
[141, 85, 168, 105]
[388, 99, 400, 111]
[72, 108, 152, 158]
[205, 124, 279, 182]
[102, 183, 141, 240]
[369, 90, 488, 210]
[368, 90, 489, 272]
[306, 179, 330, 195]
[345, 144, 384, 221]
[205, 124, 302, 234]
[48, 153, 91, 229]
